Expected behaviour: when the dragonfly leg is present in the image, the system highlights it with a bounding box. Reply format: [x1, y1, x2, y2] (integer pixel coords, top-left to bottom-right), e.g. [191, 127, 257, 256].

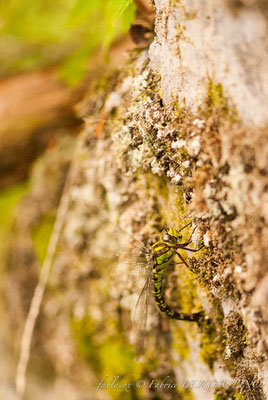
[178, 221, 192, 233]
[176, 252, 196, 273]
[180, 225, 197, 246]
[180, 245, 204, 252]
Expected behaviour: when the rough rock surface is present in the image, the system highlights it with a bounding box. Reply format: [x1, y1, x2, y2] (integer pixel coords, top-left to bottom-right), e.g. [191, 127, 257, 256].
[150, 0, 268, 126]
[3, 1, 268, 400]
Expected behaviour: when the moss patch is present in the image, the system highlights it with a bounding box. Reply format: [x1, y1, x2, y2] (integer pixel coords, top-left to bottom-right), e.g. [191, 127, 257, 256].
[71, 314, 142, 399]
[31, 213, 55, 264]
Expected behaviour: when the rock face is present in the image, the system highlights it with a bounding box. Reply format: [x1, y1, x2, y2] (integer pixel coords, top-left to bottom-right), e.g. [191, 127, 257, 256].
[150, 0, 268, 126]
[4, 1, 268, 400]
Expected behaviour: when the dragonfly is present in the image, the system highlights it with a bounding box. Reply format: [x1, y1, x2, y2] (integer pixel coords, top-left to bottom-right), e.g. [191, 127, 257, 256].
[117, 221, 205, 355]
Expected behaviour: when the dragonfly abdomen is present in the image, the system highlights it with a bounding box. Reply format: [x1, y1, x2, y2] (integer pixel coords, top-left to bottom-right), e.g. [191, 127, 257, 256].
[151, 240, 204, 322]
[151, 241, 176, 318]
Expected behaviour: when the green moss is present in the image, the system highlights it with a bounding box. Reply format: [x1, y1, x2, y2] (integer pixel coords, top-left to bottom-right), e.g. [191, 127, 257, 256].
[171, 186, 186, 216]
[214, 388, 244, 400]
[200, 332, 218, 370]
[71, 315, 100, 371]
[0, 182, 29, 266]
[100, 342, 136, 378]
[177, 386, 194, 400]
[199, 305, 225, 370]
[234, 393, 245, 400]
[207, 80, 228, 112]
[71, 314, 143, 399]
[31, 213, 55, 264]
[0, 182, 28, 229]
[206, 79, 238, 122]
[171, 325, 190, 360]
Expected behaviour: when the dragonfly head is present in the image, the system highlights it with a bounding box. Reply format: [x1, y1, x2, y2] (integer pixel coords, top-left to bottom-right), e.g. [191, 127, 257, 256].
[161, 227, 182, 246]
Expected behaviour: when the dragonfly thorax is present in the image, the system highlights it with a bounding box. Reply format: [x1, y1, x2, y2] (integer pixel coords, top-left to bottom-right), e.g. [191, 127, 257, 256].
[150, 241, 176, 269]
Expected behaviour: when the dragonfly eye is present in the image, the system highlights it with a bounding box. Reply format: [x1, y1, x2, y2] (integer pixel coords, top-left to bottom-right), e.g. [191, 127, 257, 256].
[177, 234, 182, 243]
[162, 233, 171, 242]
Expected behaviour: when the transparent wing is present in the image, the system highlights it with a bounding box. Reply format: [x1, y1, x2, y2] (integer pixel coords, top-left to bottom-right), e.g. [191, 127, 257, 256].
[121, 248, 150, 281]
[132, 258, 157, 356]
[133, 267, 151, 355]
[62, 220, 158, 354]
[110, 225, 161, 355]
[73, 222, 150, 281]
[110, 223, 146, 251]
[111, 223, 151, 280]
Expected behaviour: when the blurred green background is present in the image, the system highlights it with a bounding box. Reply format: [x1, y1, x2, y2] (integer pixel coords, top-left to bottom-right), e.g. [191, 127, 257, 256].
[0, 0, 137, 300]
[0, 0, 136, 84]
[0, 3, 139, 398]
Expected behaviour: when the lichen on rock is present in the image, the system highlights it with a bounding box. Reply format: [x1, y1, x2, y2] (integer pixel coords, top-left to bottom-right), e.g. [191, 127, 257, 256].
[4, 1, 268, 400]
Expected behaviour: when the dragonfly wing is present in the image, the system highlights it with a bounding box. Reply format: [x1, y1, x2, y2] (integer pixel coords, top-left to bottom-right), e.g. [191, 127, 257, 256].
[126, 251, 150, 280]
[133, 269, 151, 355]
[112, 224, 151, 280]
[109, 222, 146, 251]
[109, 224, 159, 353]
[132, 258, 158, 356]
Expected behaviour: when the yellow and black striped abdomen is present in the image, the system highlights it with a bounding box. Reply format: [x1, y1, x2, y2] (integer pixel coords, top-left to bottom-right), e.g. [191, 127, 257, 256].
[151, 241, 176, 318]
[150, 241, 204, 322]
